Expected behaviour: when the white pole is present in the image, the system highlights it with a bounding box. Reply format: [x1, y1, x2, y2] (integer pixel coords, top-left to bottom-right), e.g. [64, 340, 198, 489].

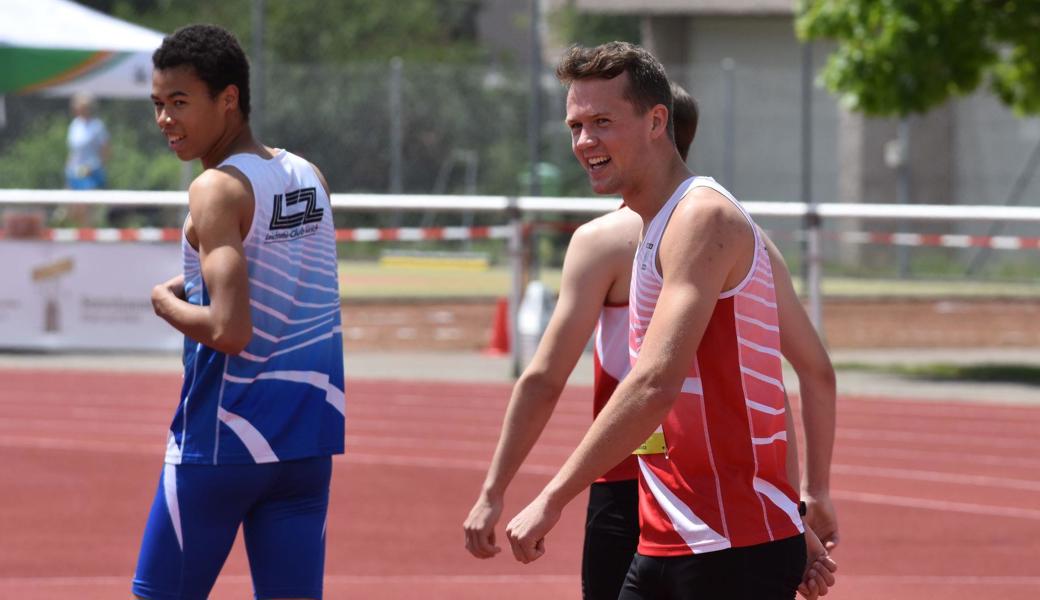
[896, 117, 911, 278]
[389, 57, 404, 195]
[799, 41, 824, 333]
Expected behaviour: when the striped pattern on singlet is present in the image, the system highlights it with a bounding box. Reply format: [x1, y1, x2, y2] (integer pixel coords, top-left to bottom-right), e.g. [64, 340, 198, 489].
[592, 302, 637, 482]
[168, 151, 345, 466]
[628, 176, 802, 556]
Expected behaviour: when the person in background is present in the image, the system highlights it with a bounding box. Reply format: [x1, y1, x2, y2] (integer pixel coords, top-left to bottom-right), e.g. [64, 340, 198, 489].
[62, 92, 110, 226]
[65, 92, 110, 191]
[671, 83, 697, 163]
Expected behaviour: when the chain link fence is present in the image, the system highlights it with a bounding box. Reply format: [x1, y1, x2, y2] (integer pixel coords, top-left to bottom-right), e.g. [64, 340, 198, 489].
[2, 58, 1039, 283]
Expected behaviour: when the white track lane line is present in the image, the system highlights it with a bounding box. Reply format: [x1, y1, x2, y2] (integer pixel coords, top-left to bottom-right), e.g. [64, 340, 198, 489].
[4, 573, 1038, 587]
[0, 573, 577, 587]
[831, 490, 1040, 520]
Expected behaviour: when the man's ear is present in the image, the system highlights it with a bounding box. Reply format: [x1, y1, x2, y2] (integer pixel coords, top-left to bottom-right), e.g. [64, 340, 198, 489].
[649, 104, 670, 140]
[221, 84, 239, 113]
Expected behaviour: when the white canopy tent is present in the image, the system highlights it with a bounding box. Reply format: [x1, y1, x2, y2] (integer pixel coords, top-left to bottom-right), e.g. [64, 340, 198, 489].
[0, 0, 164, 99]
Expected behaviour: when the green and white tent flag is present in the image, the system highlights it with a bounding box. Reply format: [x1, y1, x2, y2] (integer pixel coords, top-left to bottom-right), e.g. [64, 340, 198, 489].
[0, 0, 164, 98]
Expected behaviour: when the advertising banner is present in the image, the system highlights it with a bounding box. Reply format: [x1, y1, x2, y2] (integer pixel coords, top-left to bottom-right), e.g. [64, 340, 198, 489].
[0, 241, 182, 350]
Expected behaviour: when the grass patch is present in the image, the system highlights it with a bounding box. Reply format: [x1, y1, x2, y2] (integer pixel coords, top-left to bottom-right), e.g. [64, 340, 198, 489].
[339, 261, 562, 299]
[337, 260, 1040, 300]
[836, 362, 1040, 386]
[807, 278, 1040, 298]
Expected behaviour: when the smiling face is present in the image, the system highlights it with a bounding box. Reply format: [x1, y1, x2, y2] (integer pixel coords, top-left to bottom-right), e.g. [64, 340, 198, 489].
[151, 65, 237, 164]
[565, 73, 655, 197]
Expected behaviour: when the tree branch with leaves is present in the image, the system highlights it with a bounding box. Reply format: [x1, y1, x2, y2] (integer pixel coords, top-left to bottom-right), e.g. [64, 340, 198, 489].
[797, 0, 1040, 116]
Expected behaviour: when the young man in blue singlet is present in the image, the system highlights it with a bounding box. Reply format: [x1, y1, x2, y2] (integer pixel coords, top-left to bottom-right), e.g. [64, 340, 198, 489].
[134, 24, 344, 600]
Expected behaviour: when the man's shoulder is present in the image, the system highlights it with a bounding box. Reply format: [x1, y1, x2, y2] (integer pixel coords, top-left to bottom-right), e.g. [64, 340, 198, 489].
[191, 166, 251, 194]
[672, 185, 748, 231]
[188, 167, 253, 216]
[566, 208, 640, 277]
[575, 207, 640, 244]
[658, 184, 755, 281]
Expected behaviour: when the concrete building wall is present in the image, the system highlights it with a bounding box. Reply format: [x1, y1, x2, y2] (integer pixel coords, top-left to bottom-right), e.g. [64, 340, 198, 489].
[955, 94, 1040, 209]
[574, 0, 793, 16]
[558, 4, 1040, 222]
[477, 0, 532, 66]
[644, 15, 840, 207]
[569, 1, 1040, 276]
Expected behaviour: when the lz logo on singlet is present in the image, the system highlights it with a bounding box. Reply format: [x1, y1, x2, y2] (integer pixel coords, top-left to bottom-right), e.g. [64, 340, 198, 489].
[270, 188, 322, 230]
[266, 188, 322, 242]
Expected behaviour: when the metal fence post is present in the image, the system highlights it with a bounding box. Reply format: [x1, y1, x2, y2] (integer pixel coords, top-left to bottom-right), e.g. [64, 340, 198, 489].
[896, 117, 911, 278]
[806, 205, 824, 334]
[251, 0, 265, 138]
[799, 41, 824, 335]
[722, 57, 736, 190]
[389, 57, 404, 195]
[508, 197, 524, 379]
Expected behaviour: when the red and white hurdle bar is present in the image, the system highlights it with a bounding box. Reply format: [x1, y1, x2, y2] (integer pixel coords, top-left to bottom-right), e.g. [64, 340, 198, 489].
[0, 225, 514, 243]
[529, 222, 1040, 250]
[831, 231, 1040, 250]
[1, 225, 1038, 250]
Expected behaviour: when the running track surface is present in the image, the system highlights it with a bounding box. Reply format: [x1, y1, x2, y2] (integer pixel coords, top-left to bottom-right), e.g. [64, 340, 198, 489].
[1, 369, 1038, 600]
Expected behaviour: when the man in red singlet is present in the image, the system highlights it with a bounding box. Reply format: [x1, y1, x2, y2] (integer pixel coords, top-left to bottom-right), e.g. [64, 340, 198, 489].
[503, 42, 838, 600]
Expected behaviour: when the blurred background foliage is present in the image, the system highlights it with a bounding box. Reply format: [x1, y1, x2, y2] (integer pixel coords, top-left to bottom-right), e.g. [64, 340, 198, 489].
[0, 0, 635, 199]
[798, 0, 1040, 116]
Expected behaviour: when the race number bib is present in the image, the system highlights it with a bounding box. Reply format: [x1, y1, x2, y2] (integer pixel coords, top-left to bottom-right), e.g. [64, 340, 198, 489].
[633, 426, 666, 455]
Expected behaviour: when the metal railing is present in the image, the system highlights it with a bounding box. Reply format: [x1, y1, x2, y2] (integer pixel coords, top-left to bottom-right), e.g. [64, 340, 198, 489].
[3, 189, 1039, 373]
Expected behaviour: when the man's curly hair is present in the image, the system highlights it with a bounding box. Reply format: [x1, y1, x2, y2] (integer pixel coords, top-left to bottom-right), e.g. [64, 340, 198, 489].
[153, 24, 251, 119]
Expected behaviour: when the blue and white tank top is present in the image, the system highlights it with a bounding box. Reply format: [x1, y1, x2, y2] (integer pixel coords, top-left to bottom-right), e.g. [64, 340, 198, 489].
[167, 150, 345, 465]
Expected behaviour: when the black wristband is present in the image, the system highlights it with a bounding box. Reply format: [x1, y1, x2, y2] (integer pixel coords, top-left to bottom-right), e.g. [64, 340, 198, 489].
[798, 500, 807, 516]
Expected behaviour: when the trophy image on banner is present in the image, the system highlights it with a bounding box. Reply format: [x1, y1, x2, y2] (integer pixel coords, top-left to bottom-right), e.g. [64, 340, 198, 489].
[31, 258, 74, 333]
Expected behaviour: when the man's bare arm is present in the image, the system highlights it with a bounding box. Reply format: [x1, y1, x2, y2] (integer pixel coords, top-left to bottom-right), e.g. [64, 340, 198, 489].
[151, 169, 253, 354]
[764, 235, 839, 550]
[464, 213, 635, 558]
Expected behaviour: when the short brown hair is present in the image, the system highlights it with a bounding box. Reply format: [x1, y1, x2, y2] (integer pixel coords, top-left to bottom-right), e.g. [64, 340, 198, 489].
[671, 83, 699, 161]
[556, 42, 673, 125]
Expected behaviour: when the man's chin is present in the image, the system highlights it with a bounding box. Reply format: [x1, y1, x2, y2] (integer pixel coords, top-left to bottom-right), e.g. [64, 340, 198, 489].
[588, 177, 619, 196]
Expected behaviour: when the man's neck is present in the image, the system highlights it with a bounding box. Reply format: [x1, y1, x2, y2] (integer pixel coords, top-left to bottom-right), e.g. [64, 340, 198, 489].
[201, 120, 259, 169]
[622, 155, 694, 224]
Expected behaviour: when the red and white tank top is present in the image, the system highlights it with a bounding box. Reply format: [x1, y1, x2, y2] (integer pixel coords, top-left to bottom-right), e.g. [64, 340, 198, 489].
[629, 176, 802, 556]
[593, 302, 638, 482]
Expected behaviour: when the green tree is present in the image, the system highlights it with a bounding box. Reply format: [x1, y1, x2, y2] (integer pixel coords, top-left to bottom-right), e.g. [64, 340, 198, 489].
[102, 0, 511, 197]
[1, 1, 506, 194]
[102, 0, 484, 62]
[0, 114, 66, 189]
[266, 0, 483, 62]
[797, 0, 1040, 116]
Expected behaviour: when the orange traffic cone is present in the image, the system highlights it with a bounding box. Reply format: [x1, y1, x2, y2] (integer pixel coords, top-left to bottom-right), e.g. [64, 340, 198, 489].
[484, 296, 510, 355]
